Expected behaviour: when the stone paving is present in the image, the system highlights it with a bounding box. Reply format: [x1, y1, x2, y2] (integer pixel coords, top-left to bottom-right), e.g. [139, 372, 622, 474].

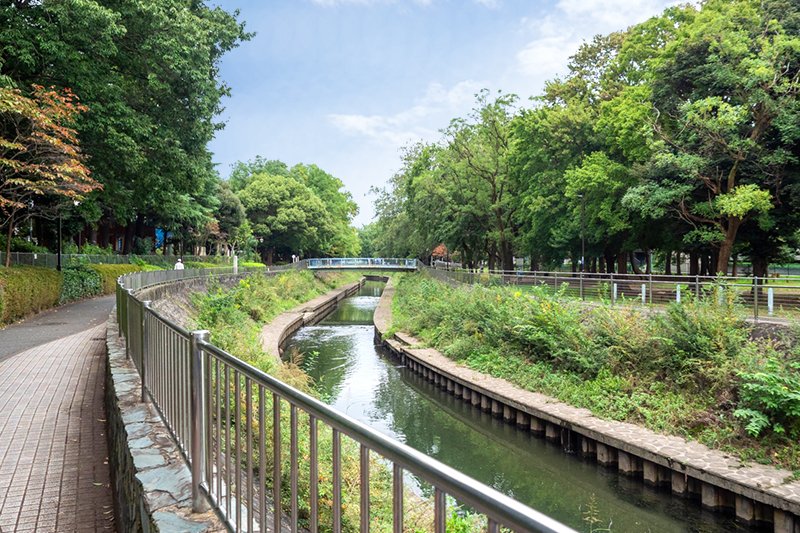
[0, 325, 114, 533]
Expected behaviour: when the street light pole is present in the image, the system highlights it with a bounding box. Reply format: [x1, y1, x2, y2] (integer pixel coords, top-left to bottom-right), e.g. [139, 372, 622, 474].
[57, 213, 62, 272]
[579, 194, 585, 272]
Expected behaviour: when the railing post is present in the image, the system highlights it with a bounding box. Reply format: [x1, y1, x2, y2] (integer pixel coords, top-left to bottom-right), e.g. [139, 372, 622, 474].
[190, 329, 210, 512]
[753, 277, 759, 322]
[579, 270, 584, 300]
[125, 289, 134, 358]
[233, 255, 238, 275]
[140, 300, 152, 402]
[695, 275, 700, 299]
[648, 273, 653, 304]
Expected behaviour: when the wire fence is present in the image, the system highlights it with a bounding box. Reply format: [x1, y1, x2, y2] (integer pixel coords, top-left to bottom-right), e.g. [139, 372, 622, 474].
[427, 262, 800, 321]
[1, 251, 235, 268]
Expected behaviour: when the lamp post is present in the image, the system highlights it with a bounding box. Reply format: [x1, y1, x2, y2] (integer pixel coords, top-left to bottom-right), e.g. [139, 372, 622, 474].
[578, 193, 586, 300]
[56, 200, 80, 272]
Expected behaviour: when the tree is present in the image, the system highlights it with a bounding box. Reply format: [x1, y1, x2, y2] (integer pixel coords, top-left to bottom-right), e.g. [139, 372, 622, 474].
[0, 85, 100, 266]
[237, 173, 328, 264]
[1, 0, 251, 252]
[644, 0, 800, 274]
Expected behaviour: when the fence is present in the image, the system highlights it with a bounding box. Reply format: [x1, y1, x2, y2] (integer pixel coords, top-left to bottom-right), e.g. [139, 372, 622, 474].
[427, 263, 800, 321]
[115, 262, 574, 533]
[1, 251, 235, 268]
[307, 257, 419, 269]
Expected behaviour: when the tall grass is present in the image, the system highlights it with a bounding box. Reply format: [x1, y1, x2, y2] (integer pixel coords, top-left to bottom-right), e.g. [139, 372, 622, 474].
[391, 274, 800, 471]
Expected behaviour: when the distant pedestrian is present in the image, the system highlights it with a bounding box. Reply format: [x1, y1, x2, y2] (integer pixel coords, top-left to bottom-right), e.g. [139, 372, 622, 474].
[174, 258, 184, 270]
[291, 254, 296, 263]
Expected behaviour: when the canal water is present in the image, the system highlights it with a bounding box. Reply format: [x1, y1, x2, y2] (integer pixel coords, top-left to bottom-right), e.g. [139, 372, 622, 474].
[282, 281, 743, 532]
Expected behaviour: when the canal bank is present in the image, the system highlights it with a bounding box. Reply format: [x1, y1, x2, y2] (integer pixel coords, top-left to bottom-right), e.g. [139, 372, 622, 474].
[283, 278, 748, 531]
[374, 279, 800, 532]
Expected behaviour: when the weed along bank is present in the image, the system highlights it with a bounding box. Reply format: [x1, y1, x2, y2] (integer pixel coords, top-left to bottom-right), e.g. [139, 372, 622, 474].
[377, 274, 800, 532]
[108, 264, 577, 532]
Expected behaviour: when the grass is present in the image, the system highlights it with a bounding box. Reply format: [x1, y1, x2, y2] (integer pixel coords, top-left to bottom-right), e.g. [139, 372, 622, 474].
[391, 273, 800, 472]
[193, 270, 437, 532]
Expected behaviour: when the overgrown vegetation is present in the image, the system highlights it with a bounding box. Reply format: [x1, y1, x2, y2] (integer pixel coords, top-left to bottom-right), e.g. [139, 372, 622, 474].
[59, 265, 102, 303]
[193, 270, 434, 532]
[391, 274, 800, 471]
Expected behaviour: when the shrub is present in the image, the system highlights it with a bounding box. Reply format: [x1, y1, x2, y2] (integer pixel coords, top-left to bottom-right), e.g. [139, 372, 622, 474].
[60, 265, 102, 303]
[735, 356, 800, 438]
[0, 236, 50, 253]
[183, 261, 218, 269]
[0, 266, 62, 323]
[89, 264, 143, 294]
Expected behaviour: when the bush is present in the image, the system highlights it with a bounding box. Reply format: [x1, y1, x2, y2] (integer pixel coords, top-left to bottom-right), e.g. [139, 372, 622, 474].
[0, 236, 50, 253]
[735, 355, 800, 438]
[89, 264, 143, 294]
[183, 261, 218, 269]
[0, 266, 62, 323]
[60, 265, 102, 304]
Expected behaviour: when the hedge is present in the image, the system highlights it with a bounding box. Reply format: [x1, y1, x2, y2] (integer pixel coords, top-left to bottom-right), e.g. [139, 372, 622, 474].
[60, 265, 103, 304]
[89, 264, 143, 294]
[0, 267, 62, 324]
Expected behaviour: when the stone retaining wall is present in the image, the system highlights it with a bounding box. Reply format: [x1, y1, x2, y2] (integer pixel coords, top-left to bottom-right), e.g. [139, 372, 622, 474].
[262, 279, 367, 359]
[374, 279, 800, 533]
[105, 314, 224, 533]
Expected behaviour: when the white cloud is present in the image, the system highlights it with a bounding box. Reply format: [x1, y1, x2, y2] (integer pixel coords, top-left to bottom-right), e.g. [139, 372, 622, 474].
[514, 0, 677, 81]
[328, 80, 483, 146]
[310, 0, 495, 6]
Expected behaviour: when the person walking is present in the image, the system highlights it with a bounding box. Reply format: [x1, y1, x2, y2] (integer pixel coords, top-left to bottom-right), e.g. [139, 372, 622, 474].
[174, 258, 185, 270]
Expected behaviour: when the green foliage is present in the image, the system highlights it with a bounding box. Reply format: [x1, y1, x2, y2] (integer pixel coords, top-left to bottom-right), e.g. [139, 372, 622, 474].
[391, 274, 800, 469]
[0, 266, 62, 324]
[735, 358, 800, 438]
[0, 236, 49, 253]
[88, 264, 142, 294]
[59, 265, 102, 304]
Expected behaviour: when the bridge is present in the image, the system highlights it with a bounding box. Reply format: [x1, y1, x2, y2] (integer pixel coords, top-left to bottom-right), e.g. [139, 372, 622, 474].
[306, 257, 418, 270]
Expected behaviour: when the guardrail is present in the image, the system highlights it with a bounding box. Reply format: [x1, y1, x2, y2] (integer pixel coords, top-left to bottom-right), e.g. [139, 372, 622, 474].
[307, 257, 418, 269]
[426, 262, 800, 321]
[115, 263, 574, 532]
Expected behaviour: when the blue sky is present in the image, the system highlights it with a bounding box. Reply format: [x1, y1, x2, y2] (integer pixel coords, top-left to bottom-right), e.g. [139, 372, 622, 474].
[209, 0, 678, 226]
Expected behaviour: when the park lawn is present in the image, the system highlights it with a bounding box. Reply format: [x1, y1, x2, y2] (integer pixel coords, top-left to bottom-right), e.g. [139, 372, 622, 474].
[390, 273, 800, 473]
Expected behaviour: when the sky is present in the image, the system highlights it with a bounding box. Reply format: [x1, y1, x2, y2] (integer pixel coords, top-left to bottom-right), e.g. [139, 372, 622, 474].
[208, 0, 679, 226]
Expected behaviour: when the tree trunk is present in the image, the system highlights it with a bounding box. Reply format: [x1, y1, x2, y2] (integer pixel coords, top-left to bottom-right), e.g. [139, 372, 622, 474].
[716, 220, 741, 275]
[122, 222, 135, 255]
[689, 251, 699, 276]
[264, 247, 274, 266]
[676, 252, 682, 275]
[732, 254, 738, 277]
[605, 253, 615, 274]
[752, 255, 768, 279]
[630, 252, 642, 274]
[590, 257, 597, 273]
[500, 241, 514, 272]
[700, 253, 709, 277]
[664, 250, 672, 275]
[645, 250, 651, 274]
[98, 218, 110, 248]
[4, 215, 14, 267]
[616, 252, 627, 274]
[710, 247, 720, 276]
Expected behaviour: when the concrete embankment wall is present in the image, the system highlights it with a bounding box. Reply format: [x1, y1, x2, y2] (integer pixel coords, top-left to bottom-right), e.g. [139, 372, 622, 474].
[264, 278, 381, 360]
[373, 278, 800, 533]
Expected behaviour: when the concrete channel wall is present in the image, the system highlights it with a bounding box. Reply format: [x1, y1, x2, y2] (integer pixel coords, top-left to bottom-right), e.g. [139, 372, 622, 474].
[264, 278, 374, 359]
[373, 278, 800, 533]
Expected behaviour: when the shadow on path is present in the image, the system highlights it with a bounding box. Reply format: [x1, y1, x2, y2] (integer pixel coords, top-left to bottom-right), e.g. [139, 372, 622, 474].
[0, 295, 115, 362]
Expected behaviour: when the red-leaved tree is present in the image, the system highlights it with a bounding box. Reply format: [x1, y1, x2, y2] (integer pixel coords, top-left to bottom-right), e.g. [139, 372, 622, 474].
[1, 85, 100, 266]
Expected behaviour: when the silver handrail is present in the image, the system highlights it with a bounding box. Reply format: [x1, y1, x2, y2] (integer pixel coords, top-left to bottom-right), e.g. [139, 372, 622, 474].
[115, 261, 576, 533]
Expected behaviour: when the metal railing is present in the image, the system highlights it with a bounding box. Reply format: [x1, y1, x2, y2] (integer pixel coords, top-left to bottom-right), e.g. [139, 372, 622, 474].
[115, 262, 574, 532]
[427, 262, 800, 321]
[307, 257, 418, 270]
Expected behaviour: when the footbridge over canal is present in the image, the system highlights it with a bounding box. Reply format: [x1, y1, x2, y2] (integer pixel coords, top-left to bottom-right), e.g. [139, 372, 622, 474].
[306, 257, 419, 271]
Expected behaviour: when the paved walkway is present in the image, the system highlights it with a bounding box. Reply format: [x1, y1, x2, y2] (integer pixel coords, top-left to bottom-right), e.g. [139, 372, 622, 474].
[0, 297, 115, 532]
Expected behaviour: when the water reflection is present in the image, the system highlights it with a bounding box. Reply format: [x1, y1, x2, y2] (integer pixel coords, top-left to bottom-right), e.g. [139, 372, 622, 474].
[283, 281, 746, 532]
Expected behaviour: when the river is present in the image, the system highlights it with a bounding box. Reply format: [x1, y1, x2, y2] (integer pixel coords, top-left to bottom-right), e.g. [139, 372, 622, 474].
[282, 280, 745, 532]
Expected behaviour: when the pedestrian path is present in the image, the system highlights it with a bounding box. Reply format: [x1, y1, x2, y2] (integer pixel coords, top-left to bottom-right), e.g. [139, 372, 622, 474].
[0, 298, 115, 532]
